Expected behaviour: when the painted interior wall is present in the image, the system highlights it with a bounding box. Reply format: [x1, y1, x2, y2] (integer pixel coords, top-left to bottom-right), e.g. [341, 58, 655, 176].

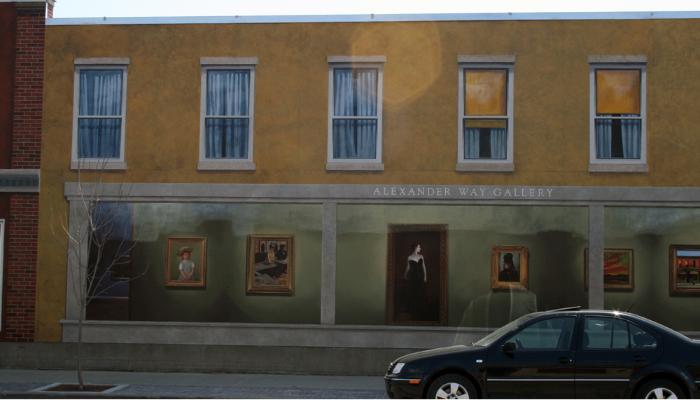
[37, 18, 700, 340]
[605, 207, 700, 332]
[336, 205, 589, 327]
[122, 203, 322, 323]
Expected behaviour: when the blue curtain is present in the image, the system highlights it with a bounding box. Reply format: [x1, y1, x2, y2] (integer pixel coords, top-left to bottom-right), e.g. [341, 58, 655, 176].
[332, 68, 377, 159]
[205, 70, 250, 159]
[463, 126, 507, 160]
[78, 70, 123, 158]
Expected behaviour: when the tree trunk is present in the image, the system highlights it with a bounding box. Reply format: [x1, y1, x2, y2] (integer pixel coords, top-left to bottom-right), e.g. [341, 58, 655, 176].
[77, 307, 84, 390]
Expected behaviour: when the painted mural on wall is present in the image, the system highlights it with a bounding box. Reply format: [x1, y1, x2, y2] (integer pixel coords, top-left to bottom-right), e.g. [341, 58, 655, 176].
[584, 248, 634, 290]
[669, 245, 700, 295]
[165, 236, 207, 288]
[246, 235, 294, 295]
[387, 225, 447, 325]
[491, 245, 529, 290]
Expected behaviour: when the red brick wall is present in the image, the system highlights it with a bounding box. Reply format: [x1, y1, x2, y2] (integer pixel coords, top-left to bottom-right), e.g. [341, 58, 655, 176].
[12, 3, 44, 170]
[2, 194, 38, 341]
[1, 2, 44, 342]
[0, 4, 16, 169]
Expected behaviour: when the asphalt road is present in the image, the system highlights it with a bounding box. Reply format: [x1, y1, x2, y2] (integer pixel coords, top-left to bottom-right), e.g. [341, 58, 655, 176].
[0, 369, 388, 398]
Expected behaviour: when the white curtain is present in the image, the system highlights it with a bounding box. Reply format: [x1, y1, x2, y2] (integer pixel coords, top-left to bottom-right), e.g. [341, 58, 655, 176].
[464, 128, 480, 159]
[78, 70, 122, 158]
[595, 119, 613, 159]
[621, 119, 641, 159]
[205, 70, 250, 159]
[490, 128, 507, 159]
[464, 126, 507, 159]
[595, 118, 641, 159]
[333, 69, 377, 159]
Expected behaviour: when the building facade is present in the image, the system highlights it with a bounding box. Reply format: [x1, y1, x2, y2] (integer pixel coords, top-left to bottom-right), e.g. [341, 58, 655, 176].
[0, 0, 48, 342]
[37, 13, 700, 349]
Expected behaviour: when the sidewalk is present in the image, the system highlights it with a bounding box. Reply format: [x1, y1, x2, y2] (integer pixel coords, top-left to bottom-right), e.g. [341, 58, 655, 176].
[0, 369, 387, 398]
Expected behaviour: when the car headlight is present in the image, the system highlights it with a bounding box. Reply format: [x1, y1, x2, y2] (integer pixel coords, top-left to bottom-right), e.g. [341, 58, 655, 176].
[392, 362, 405, 374]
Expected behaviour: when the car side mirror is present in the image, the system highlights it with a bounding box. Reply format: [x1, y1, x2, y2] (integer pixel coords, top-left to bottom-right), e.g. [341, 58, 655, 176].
[502, 341, 516, 354]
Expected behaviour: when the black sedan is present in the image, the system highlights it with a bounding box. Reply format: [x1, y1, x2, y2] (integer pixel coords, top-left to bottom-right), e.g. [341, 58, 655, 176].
[385, 307, 700, 399]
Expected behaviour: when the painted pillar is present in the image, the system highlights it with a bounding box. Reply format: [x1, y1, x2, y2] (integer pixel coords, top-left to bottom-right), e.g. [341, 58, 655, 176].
[588, 205, 605, 310]
[320, 202, 337, 324]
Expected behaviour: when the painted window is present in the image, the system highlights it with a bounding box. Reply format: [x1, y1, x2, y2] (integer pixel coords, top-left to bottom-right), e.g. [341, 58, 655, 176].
[457, 59, 514, 172]
[201, 68, 254, 160]
[327, 57, 384, 170]
[589, 60, 647, 171]
[72, 63, 128, 169]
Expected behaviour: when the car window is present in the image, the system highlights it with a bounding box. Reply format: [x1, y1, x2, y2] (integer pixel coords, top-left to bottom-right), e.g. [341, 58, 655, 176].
[473, 314, 533, 347]
[583, 317, 631, 350]
[630, 322, 657, 349]
[508, 317, 576, 350]
[611, 319, 629, 349]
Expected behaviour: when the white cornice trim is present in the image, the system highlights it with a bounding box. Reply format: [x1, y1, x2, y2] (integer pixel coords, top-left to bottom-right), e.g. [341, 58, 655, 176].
[458, 55, 516, 64]
[200, 57, 258, 65]
[588, 55, 648, 64]
[74, 57, 130, 65]
[47, 11, 700, 26]
[327, 55, 386, 64]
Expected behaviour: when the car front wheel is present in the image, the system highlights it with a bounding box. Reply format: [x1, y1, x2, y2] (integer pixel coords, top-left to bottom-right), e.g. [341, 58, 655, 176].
[634, 379, 686, 399]
[426, 374, 477, 399]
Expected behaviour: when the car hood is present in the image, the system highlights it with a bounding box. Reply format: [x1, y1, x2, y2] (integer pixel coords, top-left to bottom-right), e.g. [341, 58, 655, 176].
[397, 344, 483, 363]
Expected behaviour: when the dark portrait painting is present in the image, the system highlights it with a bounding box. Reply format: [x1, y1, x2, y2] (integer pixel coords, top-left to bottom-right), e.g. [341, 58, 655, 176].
[491, 245, 528, 289]
[387, 224, 447, 325]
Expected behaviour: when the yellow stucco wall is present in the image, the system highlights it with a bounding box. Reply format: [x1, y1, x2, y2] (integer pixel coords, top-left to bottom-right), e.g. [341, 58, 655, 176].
[36, 19, 700, 341]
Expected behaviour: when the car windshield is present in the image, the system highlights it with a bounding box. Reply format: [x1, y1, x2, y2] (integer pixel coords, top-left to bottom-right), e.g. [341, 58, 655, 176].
[473, 314, 534, 347]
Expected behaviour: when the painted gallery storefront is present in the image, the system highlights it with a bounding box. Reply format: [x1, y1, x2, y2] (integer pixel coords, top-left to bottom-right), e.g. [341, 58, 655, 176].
[62, 183, 700, 348]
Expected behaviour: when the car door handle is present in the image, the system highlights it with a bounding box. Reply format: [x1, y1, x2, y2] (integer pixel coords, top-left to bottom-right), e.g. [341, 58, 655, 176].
[633, 355, 647, 363]
[559, 357, 573, 364]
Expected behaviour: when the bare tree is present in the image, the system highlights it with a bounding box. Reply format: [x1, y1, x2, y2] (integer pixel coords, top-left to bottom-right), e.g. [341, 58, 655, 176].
[56, 159, 148, 390]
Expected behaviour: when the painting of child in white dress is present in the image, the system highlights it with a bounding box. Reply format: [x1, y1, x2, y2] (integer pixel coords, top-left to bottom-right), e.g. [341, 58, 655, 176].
[165, 237, 207, 288]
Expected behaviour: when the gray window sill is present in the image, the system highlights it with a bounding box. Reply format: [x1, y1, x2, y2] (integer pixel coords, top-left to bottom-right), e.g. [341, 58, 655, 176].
[589, 163, 648, 173]
[70, 160, 127, 170]
[198, 160, 256, 171]
[326, 162, 384, 171]
[456, 161, 514, 172]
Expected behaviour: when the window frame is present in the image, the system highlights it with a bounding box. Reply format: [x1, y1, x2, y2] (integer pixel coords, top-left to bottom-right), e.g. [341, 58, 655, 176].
[457, 56, 515, 172]
[326, 56, 385, 171]
[588, 58, 647, 173]
[71, 58, 129, 170]
[198, 57, 257, 171]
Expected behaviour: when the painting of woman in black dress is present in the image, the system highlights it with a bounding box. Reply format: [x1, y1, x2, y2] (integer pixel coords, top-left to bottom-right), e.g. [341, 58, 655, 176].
[387, 225, 447, 325]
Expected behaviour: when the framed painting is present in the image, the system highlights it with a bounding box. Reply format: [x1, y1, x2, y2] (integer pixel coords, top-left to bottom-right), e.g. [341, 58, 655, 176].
[246, 235, 294, 295]
[386, 224, 448, 326]
[491, 245, 529, 290]
[165, 236, 207, 288]
[584, 248, 634, 291]
[669, 245, 700, 296]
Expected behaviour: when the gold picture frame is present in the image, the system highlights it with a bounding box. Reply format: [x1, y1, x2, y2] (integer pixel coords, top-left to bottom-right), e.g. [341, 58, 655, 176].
[669, 245, 700, 296]
[584, 248, 634, 291]
[491, 245, 529, 290]
[165, 236, 207, 288]
[246, 235, 294, 295]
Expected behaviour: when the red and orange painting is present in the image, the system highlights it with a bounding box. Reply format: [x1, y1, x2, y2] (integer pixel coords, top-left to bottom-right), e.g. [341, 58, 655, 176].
[584, 248, 634, 291]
